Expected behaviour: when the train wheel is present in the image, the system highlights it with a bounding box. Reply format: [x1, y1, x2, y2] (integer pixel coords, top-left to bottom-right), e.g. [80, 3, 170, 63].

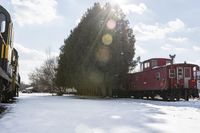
[146, 96, 150, 100]
[176, 94, 180, 101]
[169, 89, 175, 101]
[0, 93, 2, 102]
[150, 95, 155, 100]
[1, 92, 7, 103]
[0, 84, 6, 103]
[163, 96, 168, 101]
[161, 94, 166, 101]
[170, 95, 175, 101]
[161, 91, 168, 101]
[134, 96, 139, 99]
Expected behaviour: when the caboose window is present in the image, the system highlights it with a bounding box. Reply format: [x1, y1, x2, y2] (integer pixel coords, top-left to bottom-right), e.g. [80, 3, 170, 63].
[151, 60, 157, 67]
[169, 69, 175, 78]
[144, 62, 150, 68]
[178, 67, 183, 78]
[156, 72, 161, 80]
[193, 67, 197, 72]
[197, 75, 200, 80]
[193, 67, 197, 79]
[0, 13, 6, 33]
[197, 71, 200, 80]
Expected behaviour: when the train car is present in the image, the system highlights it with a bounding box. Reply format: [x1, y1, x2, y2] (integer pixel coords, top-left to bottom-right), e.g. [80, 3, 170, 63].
[197, 71, 200, 90]
[0, 5, 20, 102]
[126, 57, 200, 101]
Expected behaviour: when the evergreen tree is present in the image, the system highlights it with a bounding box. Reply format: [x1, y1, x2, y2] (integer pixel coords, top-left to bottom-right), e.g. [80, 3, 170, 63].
[55, 3, 135, 97]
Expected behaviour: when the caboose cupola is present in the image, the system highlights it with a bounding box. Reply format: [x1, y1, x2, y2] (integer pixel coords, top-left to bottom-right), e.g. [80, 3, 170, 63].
[141, 58, 171, 71]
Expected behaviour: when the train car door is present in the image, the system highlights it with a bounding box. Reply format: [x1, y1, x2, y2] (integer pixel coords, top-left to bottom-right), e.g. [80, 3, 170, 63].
[197, 71, 200, 90]
[184, 67, 191, 88]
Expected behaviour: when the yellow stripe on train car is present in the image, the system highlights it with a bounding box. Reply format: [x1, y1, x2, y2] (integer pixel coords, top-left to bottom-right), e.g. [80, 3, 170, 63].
[1, 44, 5, 58]
[5, 45, 9, 59]
[5, 23, 12, 60]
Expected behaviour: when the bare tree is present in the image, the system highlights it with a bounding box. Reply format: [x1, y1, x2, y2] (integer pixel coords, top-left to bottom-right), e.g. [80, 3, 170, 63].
[28, 57, 57, 93]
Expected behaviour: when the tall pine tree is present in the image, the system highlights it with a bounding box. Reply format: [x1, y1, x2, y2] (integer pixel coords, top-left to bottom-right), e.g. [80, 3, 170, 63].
[55, 3, 135, 97]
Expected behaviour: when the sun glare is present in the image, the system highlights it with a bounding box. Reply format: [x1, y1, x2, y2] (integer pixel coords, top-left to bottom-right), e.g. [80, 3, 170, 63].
[109, 0, 130, 14]
[110, 0, 128, 6]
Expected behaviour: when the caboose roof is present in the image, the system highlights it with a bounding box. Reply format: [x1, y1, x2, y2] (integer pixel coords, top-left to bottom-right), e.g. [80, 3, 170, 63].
[143, 58, 171, 63]
[169, 63, 199, 67]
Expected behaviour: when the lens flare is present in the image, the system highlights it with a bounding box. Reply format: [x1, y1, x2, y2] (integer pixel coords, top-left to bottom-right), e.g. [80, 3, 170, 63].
[107, 19, 116, 30]
[96, 45, 110, 63]
[102, 34, 113, 45]
[89, 71, 103, 85]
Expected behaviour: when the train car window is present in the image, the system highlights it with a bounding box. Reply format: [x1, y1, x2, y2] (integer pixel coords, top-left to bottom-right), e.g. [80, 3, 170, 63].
[193, 67, 197, 79]
[156, 72, 160, 80]
[197, 71, 200, 80]
[12, 26, 14, 46]
[151, 60, 157, 67]
[169, 69, 175, 78]
[0, 13, 6, 33]
[194, 72, 196, 79]
[144, 62, 150, 68]
[9, 24, 14, 47]
[193, 67, 196, 72]
[178, 67, 183, 78]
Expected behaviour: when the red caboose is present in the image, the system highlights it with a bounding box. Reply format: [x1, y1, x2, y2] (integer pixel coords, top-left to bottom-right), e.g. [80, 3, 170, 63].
[127, 58, 200, 101]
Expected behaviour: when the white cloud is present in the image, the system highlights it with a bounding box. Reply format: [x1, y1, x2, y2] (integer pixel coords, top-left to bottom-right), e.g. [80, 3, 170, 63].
[135, 45, 147, 55]
[193, 45, 200, 51]
[11, 0, 61, 26]
[195, 59, 200, 65]
[15, 43, 46, 83]
[167, 19, 185, 31]
[14, 43, 58, 83]
[134, 19, 185, 41]
[121, 3, 147, 14]
[168, 37, 188, 43]
[161, 44, 187, 52]
[110, 0, 147, 14]
[15, 43, 46, 59]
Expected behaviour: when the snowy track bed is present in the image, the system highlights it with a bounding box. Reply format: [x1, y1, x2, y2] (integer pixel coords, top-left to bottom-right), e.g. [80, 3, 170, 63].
[0, 93, 200, 133]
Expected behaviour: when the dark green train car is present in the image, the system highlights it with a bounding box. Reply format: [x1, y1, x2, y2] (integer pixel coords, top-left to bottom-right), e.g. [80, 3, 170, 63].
[0, 5, 20, 102]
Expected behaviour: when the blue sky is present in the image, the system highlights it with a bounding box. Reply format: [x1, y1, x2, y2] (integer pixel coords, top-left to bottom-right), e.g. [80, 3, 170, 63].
[1, 0, 200, 83]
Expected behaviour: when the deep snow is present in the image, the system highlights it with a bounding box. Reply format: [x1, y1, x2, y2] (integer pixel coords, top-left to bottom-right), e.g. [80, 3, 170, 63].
[0, 93, 200, 133]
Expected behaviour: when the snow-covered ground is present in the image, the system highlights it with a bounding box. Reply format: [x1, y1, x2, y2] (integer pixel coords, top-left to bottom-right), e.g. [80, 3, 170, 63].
[0, 93, 200, 133]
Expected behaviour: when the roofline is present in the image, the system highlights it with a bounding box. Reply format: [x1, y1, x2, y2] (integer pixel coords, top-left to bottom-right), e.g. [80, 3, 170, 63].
[171, 63, 199, 66]
[143, 58, 171, 62]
